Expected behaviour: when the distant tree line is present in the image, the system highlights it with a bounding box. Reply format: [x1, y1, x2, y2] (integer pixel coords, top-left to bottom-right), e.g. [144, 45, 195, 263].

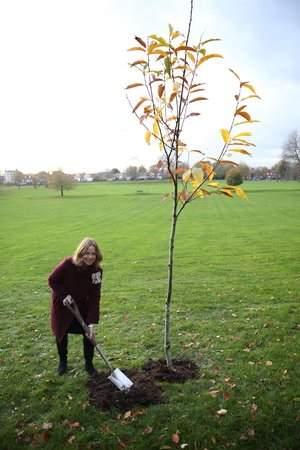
[1, 130, 300, 190]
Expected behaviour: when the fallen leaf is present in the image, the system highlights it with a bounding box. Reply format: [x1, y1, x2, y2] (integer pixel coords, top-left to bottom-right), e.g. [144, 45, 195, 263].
[42, 422, 53, 430]
[223, 392, 231, 401]
[208, 389, 220, 397]
[247, 428, 255, 437]
[266, 360, 273, 366]
[216, 408, 228, 416]
[69, 421, 80, 429]
[68, 435, 76, 444]
[172, 431, 180, 444]
[143, 426, 153, 435]
[123, 411, 132, 420]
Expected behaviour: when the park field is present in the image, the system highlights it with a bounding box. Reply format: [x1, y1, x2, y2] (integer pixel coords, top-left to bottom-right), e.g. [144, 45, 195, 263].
[0, 180, 300, 450]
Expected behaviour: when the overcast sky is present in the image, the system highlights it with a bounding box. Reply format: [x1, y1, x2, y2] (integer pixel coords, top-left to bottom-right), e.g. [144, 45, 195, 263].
[0, 0, 299, 174]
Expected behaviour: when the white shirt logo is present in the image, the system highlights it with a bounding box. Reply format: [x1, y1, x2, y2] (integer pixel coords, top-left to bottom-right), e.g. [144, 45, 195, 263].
[91, 272, 101, 284]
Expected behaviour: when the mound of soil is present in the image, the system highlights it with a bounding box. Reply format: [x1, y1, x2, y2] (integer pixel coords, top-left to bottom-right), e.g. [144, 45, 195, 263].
[87, 368, 163, 411]
[142, 358, 199, 382]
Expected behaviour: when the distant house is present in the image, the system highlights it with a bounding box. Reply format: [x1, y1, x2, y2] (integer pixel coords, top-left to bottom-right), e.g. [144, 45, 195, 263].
[4, 170, 16, 184]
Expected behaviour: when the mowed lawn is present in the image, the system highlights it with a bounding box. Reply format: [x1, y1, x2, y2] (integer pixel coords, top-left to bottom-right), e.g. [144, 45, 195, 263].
[0, 180, 300, 450]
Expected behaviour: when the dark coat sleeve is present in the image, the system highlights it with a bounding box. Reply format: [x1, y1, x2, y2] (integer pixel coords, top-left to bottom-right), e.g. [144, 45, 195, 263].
[86, 268, 103, 325]
[48, 258, 70, 303]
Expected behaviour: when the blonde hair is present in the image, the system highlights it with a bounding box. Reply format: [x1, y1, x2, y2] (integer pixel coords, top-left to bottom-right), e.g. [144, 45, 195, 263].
[72, 237, 103, 267]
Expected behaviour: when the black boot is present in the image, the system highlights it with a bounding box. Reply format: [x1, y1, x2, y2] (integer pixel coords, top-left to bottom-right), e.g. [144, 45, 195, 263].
[56, 335, 68, 375]
[57, 358, 68, 375]
[83, 336, 97, 375]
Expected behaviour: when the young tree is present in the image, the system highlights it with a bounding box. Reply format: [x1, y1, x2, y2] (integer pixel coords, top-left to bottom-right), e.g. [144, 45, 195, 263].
[48, 171, 76, 197]
[127, 0, 260, 369]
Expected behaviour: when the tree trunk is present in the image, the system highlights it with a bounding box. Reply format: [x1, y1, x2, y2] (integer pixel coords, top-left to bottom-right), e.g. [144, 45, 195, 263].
[60, 185, 64, 197]
[164, 198, 178, 369]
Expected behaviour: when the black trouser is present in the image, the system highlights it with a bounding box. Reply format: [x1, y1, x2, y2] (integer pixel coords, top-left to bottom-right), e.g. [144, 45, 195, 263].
[56, 319, 94, 364]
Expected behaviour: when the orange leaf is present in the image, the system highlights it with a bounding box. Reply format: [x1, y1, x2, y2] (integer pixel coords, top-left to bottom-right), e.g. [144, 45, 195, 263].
[230, 148, 252, 155]
[133, 97, 148, 113]
[158, 84, 165, 98]
[130, 60, 147, 66]
[189, 96, 208, 104]
[125, 83, 143, 89]
[198, 53, 223, 65]
[169, 92, 177, 104]
[171, 431, 180, 444]
[236, 111, 251, 121]
[175, 45, 196, 52]
[127, 46, 146, 52]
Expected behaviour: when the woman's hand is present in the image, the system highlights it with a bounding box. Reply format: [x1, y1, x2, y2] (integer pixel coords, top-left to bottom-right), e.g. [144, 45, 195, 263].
[63, 295, 73, 306]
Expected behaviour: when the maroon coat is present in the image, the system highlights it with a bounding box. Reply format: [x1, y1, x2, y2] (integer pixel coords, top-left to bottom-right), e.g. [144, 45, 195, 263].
[48, 257, 102, 342]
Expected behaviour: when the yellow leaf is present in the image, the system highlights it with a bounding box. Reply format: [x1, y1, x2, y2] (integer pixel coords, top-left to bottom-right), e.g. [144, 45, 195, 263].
[182, 169, 192, 183]
[153, 120, 160, 137]
[208, 182, 220, 187]
[220, 128, 231, 143]
[144, 130, 151, 145]
[171, 30, 181, 39]
[220, 189, 233, 198]
[234, 187, 248, 199]
[191, 167, 204, 184]
[125, 83, 143, 89]
[241, 94, 262, 101]
[127, 46, 146, 52]
[230, 148, 252, 155]
[147, 42, 160, 54]
[149, 34, 168, 46]
[200, 162, 214, 180]
[219, 159, 239, 166]
[232, 131, 252, 139]
[230, 138, 256, 147]
[198, 53, 223, 65]
[234, 120, 260, 127]
[130, 60, 147, 66]
[241, 82, 257, 94]
[201, 38, 221, 45]
[187, 52, 195, 63]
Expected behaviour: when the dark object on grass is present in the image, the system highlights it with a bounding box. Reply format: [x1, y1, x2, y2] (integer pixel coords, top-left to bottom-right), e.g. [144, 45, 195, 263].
[87, 369, 163, 411]
[142, 358, 199, 382]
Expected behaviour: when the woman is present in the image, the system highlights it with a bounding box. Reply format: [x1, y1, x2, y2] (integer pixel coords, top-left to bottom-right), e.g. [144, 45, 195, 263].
[48, 237, 103, 375]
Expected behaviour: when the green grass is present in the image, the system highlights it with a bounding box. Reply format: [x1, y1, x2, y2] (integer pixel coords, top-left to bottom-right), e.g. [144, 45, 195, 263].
[0, 180, 300, 450]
